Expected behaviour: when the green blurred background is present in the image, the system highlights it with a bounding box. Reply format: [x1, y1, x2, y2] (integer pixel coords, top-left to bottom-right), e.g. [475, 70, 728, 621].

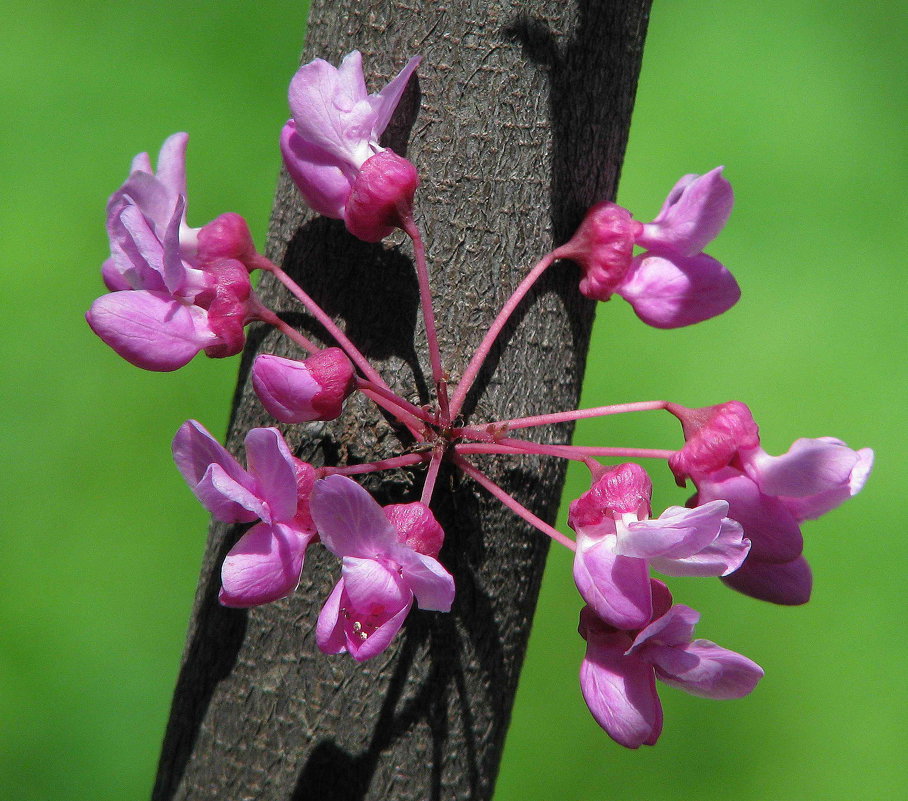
[2, 2, 904, 799]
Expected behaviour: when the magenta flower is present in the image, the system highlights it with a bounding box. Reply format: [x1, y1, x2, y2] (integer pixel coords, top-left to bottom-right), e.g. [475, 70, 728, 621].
[568, 463, 750, 630]
[252, 348, 355, 423]
[310, 475, 454, 662]
[555, 168, 739, 327]
[579, 581, 763, 749]
[86, 134, 253, 370]
[668, 401, 873, 604]
[280, 50, 421, 242]
[172, 420, 317, 607]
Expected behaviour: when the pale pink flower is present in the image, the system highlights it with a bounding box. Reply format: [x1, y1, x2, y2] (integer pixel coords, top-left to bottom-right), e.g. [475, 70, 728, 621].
[568, 463, 749, 630]
[579, 581, 763, 748]
[668, 401, 873, 604]
[280, 51, 421, 242]
[311, 476, 454, 662]
[252, 348, 355, 423]
[86, 134, 253, 370]
[555, 168, 739, 327]
[172, 420, 316, 607]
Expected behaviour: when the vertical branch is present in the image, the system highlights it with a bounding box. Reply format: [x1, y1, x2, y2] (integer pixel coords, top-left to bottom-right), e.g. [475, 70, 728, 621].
[152, 2, 651, 799]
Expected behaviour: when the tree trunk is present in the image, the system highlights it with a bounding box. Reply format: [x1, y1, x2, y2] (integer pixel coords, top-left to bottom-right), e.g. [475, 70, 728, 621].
[152, 1, 650, 799]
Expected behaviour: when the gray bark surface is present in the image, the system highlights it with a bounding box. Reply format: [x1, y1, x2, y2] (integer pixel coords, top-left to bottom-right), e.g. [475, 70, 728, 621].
[152, 1, 650, 799]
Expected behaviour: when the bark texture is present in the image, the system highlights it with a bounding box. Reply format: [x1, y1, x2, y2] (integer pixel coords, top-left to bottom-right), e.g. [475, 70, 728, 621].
[153, 1, 650, 799]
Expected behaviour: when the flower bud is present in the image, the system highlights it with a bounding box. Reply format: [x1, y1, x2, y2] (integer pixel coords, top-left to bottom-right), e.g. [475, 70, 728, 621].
[667, 401, 760, 484]
[568, 462, 653, 531]
[384, 501, 445, 558]
[252, 348, 355, 423]
[197, 213, 257, 265]
[343, 150, 419, 242]
[554, 202, 641, 301]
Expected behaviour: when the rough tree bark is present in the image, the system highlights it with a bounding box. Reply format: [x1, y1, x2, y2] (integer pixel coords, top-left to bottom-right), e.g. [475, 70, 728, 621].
[152, 1, 650, 799]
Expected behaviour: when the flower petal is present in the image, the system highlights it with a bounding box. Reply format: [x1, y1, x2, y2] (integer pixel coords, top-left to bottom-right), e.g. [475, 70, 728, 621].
[637, 167, 734, 256]
[649, 639, 764, 699]
[198, 463, 267, 522]
[288, 54, 375, 167]
[580, 629, 662, 749]
[243, 427, 299, 522]
[697, 470, 802, 563]
[721, 555, 812, 605]
[309, 475, 398, 558]
[86, 289, 214, 371]
[316, 580, 348, 655]
[368, 56, 421, 137]
[280, 123, 353, 219]
[617, 501, 728, 560]
[631, 604, 700, 650]
[573, 535, 652, 630]
[617, 251, 740, 329]
[396, 549, 455, 612]
[649, 518, 750, 578]
[251, 353, 323, 423]
[218, 522, 313, 607]
[155, 132, 189, 200]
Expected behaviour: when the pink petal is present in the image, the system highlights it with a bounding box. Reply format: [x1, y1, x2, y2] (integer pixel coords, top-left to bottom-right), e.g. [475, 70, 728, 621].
[172, 419, 250, 489]
[109, 203, 167, 288]
[154, 132, 189, 200]
[721, 555, 812, 606]
[309, 475, 398, 558]
[648, 640, 763, 699]
[637, 167, 734, 256]
[218, 522, 313, 607]
[316, 580, 348, 655]
[198, 463, 267, 522]
[649, 518, 750, 577]
[251, 353, 323, 423]
[630, 604, 700, 651]
[395, 549, 455, 612]
[130, 150, 152, 175]
[86, 290, 214, 371]
[697, 470, 802, 563]
[580, 629, 662, 749]
[573, 535, 652, 630]
[280, 123, 354, 219]
[747, 438, 862, 497]
[368, 56, 422, 136]
[616, 501, 729, 560]
[287, 55, 375, 167]
[340, 557, 413, 662]
[342, 556, 411, 613]
[617, 251, 740, 329]
[112, 170, 175, 236]
[101, 257, 132, 291]
[243, 427, 299, 522]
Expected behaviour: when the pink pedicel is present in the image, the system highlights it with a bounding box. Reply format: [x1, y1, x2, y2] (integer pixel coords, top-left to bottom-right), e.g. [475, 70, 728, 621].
[172, 421, 317, 607]
[578, 581, 763, 749]
[280, 50, 421, 241]
[568, 463, 749, 630]
[310, 476, 454, 662]
[555, 168, 740, 328]
[668, 402, 873, 604]
[87, 135, 256, 370]
[252, 348, 356, 423]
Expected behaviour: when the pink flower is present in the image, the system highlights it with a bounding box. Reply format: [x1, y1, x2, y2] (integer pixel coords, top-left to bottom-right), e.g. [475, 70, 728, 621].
[252, 348, 355, 423]
[172, 420, 317, 607]
[311, 475, 454, 662]
[86, 134, 253, 370]
[555, 168, 739, 328]
[280, 51, 421, 242]
[568, 463, 750, 630]
[668, 402, 873, 604]
[579, 581, 763, 749]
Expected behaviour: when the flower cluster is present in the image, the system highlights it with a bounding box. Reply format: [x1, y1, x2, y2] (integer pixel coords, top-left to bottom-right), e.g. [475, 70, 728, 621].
[86, 51, 872, 748]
